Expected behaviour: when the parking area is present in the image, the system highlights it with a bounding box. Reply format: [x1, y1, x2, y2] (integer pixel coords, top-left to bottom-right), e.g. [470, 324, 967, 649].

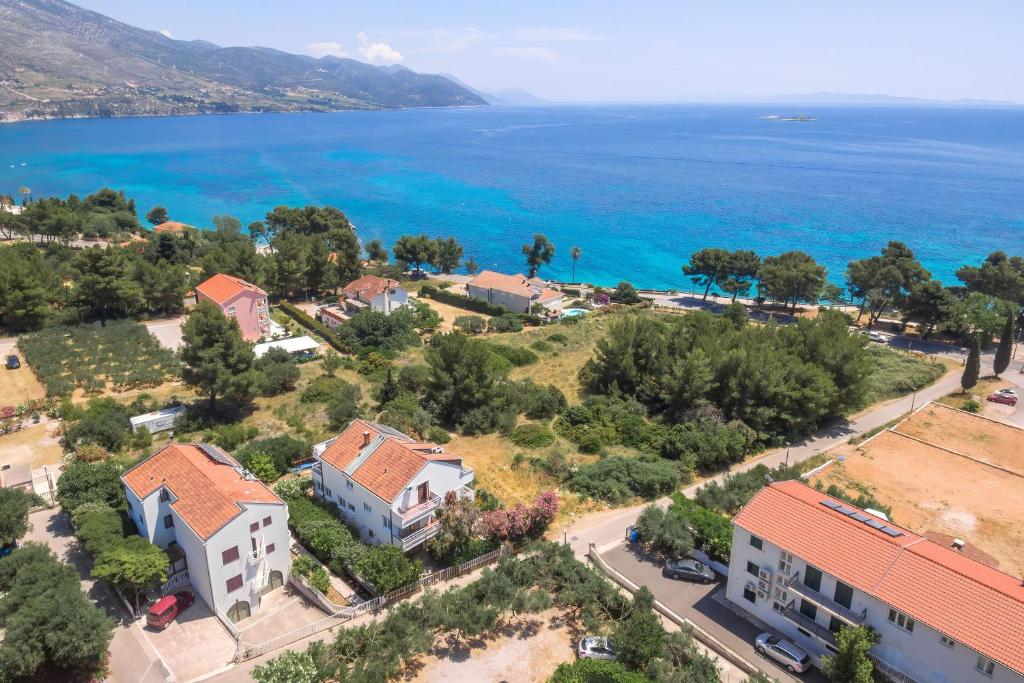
[601, 543, 826, 683]
[236, 584, 331, 648]
[141, 587, 239, 682]
[144, 316, 185, 350]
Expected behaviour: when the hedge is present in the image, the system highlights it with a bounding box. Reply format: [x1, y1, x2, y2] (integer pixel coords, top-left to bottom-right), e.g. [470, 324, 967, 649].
[419, 285, 507, 316]
[278, 303, 350, 353]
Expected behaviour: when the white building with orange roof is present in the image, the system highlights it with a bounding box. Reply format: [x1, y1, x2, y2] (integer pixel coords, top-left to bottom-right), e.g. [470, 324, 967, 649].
[195, 273, 270, 342]
[466, 270, 563, 314]
[121, 443, 290, 623]
[727, 480, 1024, 682]
[310, 420, 475, 552]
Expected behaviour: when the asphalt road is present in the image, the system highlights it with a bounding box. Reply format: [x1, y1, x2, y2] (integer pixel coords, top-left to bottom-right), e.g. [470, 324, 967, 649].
[602, 544, 827, 683]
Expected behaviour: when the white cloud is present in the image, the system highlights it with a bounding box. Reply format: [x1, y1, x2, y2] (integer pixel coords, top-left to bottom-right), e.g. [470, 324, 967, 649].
[307, 42, 349, 59]
[159, 29, 173, 39]
[357, 32, 404, 65]
[512, 27, 603, 43]
[495, 46, 558, 61]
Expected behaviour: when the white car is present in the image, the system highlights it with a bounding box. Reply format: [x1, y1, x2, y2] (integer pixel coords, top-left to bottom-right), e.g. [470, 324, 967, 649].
[866, 331, 888, 343]
[995, 388, 1018, 397]
[578, 636, 618, 661]
[755, 633, 812, 673]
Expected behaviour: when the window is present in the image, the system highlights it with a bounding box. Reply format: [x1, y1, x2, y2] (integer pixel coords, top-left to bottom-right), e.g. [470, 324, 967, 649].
[222, 546, 240, 564]
[798, 600, 817, 620]
[888, 608, 915, 632]
[262, 516, 272, 527]
[382, 515, 391, 530]
[743, 587, 756, 603]
[250, 522, 259, 533]
[976, 657, 995, 677]
[828, 616, 843, 634]
[825, 643, 840, 654]
[227, 305, 237, 315]
[251, 537, 258, 554]
[803, 565, 823, 592]
[346, 479, 354, 490]
[796, 627, 812, 639]
[363, 502, 371, 512]
[772, 601, 786, 613]
[348, 503, 355, 512]
[266, 543, 275, 554]
[749, 534, 763, 551]
[159, 489, 169, 502]
[325, 487, 332, 498]
[338, 496, 346, 509]
[126, 501, 134, 515]
[163, 514, 174, 529]
[834, 581, 854, 609]
[746, 561, 759, 577]
[778, 551, 793, 575]
[368, 529, 375, 539]
[940, 635, 955, 649]
[314, 481, 322, 492]
[773, 587, 788, 602]
[226, 574, 243, 593]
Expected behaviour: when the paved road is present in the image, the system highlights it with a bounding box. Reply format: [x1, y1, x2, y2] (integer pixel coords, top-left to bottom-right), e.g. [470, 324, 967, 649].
[602, 544, 826, 683]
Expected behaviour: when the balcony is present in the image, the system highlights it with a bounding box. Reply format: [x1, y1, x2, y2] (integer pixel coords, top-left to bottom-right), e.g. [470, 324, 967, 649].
[870, 655, 923, 683]
[787, 573, 866, 625]
[782, 602, 837, 646]
[400, 519, 440, 551]
[397, 493, 442, 527]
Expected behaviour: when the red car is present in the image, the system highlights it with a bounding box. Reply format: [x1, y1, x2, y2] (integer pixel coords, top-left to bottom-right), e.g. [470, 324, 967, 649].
[146, 590, 195, 630]
[987, 393, 1018, 406]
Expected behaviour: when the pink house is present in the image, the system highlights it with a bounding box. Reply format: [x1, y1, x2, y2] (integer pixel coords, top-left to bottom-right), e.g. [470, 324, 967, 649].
[195, 273, 270, 342]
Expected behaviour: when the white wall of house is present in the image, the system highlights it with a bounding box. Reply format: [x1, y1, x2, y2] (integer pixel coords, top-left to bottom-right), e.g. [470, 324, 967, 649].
[368, 287, 409, 315]
[466, 284, 530, 313]
[726, 525, 1020, 683]
[126, 485, 177, 548]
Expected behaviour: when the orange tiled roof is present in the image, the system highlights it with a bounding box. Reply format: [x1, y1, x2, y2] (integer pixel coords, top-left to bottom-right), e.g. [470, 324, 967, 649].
[343, 275, 401, 303]
[195, 273, 267, 305]
[470, 271, 563, 303]
[122, 444, 282, 540]
[153, 221, 190, 233]
[319, 420, 463, 502]
[734, 480, 1024, 676]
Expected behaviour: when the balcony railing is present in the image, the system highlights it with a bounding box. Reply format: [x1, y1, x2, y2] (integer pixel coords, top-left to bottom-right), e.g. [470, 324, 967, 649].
[400, 520, 440, 551]
[397, 493, 442, 526]
[786, 573, 866, 625]
[782, 602, 837, 646]
[870, 655, 922, 683]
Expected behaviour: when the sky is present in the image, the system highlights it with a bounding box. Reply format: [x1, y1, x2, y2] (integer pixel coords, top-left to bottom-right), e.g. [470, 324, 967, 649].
[75, 0, 1024, 103]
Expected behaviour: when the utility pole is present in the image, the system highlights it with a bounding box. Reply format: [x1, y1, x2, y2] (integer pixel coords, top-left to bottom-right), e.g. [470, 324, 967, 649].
[785, 442, 791, 467]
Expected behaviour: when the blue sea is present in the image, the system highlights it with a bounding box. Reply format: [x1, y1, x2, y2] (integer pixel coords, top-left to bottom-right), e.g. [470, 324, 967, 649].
[1, 104, 1022, 288]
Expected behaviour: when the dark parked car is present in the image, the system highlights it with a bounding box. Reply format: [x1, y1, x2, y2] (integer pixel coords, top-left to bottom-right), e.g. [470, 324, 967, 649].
[987, 393, 1018, 406]
[146, 590, 195, 630]
[5, 355, 19, 370]
[662, 558, 715, 583]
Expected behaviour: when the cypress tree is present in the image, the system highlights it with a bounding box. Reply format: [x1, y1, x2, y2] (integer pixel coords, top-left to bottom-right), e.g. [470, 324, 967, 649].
[993, 310, 1015, 377]
[961, 335, 981, 393]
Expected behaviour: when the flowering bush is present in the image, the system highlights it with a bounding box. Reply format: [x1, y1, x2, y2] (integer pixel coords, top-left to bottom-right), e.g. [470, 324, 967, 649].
[482, 491, 559, 543]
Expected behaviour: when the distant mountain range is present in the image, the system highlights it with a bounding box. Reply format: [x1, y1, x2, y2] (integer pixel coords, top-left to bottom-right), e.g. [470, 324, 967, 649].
[742, 92, 1020, 107]
[440, 74, 548, 106]
[0, 0, 485, 122]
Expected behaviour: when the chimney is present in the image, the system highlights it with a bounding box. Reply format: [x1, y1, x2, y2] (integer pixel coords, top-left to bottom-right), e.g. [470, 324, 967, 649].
[952, 538, 966, 551]
[362, 430, 371, 447]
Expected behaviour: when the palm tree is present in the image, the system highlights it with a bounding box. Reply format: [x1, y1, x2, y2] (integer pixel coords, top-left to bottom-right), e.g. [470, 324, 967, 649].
[17, 186, 30, 205]
[570, 246, 582, 283]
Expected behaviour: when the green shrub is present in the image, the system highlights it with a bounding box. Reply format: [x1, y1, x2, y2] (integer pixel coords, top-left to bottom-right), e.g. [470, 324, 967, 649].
[487, 314, 524, 333]
[453, 315, 486, 335]
[487, 343, 538, 367]
[962, 399, 981, 413]
[131, 426, 152, 449]
[530, 339, 554, 353]
[285, 495, 366, 571]
[550, 658, 646, 683]
[509, 423, 556, 449]
[577, 432, 605, 454]
[301, 376, 360, 404]
[237, 435, 309, 478]
[338, 308, 421, 353]
[278, 303, 349, 353]
[547, 332, 569, 344]
[255, 348, 301, 396]
[610, 281, 641, 304]
[425, 425, 450, 444]
[568, 456, 680, 503]
[668, 494, 733, 563]
[64, 398, 132, 452]
[694, 462, 806, 514]
[358, 352, 392, 376]
[398, 364, 432, 395]
[353, 545, 423, 594]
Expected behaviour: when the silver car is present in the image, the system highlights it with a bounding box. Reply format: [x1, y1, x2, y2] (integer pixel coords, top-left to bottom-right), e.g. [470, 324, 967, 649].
[578, 636, 618, 661]
[755, 633, 811, 673]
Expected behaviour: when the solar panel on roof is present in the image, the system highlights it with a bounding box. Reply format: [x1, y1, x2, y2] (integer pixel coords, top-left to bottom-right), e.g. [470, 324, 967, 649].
[865, 519, 887, 530]
[197, 443, 235, 467]
[820, 500, 842, 510]
[880, 526, 904, 537]
[836, 506, 856, 516]
[850, 513, 871, 522]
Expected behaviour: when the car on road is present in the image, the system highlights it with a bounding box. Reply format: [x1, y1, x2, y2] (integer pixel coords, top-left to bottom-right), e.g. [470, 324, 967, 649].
[5, 355, 19, 370]
[146, 590, 195, 630]
[662, 558, 715, 583]
[578, 636, 618, 661]
[987, 392, 1018, 406]
[866, 331, 887, 343]
[755, 633, 812, 673]
[995, 388, 1018, 397]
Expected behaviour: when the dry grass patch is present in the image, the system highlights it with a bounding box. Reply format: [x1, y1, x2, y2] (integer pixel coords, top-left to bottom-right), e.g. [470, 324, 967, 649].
[893, 402, 1024, 475]
[2, 355, 46, 405]
[421, 299, 491, 333]
[0, 423, 64, 468]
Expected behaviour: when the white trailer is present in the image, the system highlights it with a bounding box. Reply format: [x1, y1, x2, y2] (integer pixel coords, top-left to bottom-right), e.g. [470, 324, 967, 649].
[129, 405, 186, 434]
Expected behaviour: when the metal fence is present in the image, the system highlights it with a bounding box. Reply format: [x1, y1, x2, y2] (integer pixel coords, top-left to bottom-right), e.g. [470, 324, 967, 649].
[234, 544, 510, 662]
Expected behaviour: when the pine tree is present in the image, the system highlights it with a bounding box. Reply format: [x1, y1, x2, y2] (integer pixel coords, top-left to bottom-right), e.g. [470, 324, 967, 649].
[961, 334, 981, 392]
[180, 302, 257, 414]
[993, 309, 1015, 377]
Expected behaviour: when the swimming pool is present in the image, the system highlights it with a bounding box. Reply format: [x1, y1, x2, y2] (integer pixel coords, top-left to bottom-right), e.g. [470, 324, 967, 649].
[562, 308, 589, 318]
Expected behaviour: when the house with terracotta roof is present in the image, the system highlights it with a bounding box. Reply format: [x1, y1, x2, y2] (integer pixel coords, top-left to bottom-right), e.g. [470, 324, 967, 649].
[466, 270, 563, 315]
[122, 443, 290, 623]
[316, 274, 410, 330]
[195, 273, 270, 341]
[727, 480, 1024, 682]
[311, 420, 474, 552]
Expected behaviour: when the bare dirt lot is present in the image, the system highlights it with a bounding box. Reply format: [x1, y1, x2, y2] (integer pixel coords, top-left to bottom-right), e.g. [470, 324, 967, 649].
[421, 298, 492, 333]
[0, 423, 63, 468]
[812, 405, 1024, 577]
[1, 351, 46, 405]
[407, 609, 578, 683]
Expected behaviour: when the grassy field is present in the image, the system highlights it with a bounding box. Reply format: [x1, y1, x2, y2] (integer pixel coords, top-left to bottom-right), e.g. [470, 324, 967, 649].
[2, 351, 46, 406]
[860, 346, 947, 406]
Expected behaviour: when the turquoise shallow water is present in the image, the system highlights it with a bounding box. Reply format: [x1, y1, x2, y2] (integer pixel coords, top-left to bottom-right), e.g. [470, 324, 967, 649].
[1, 104, 1022, 288]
